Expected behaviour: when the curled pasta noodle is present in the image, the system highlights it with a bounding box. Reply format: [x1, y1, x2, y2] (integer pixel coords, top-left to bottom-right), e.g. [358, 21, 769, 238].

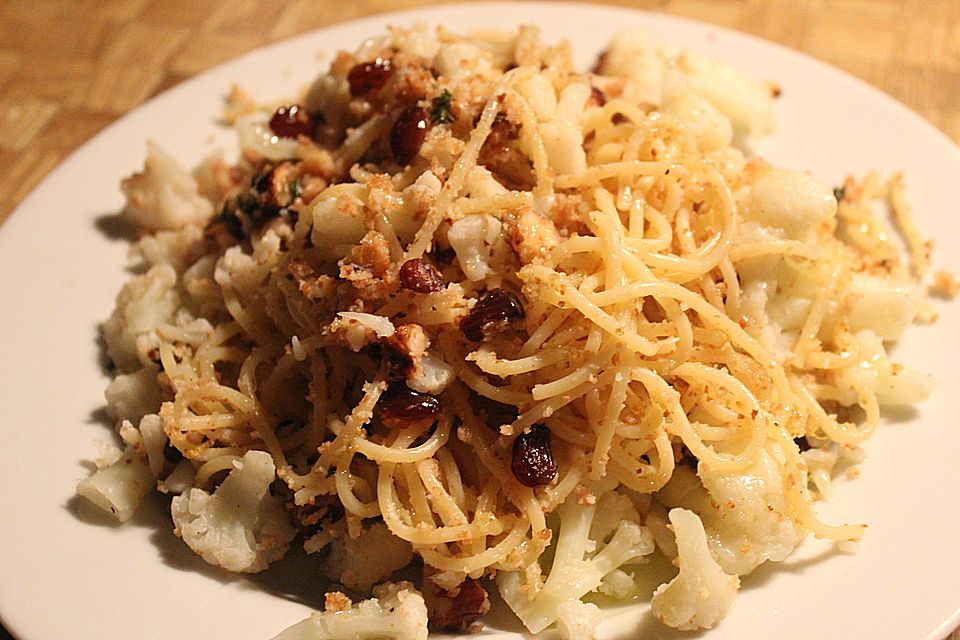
[96, 24, 939, 639]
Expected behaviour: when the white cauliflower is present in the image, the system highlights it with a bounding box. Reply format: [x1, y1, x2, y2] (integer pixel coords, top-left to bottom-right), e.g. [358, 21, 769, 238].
[661, 71, 733, 153]
[447, 214, 508, 282]
[843, 274, 923, 341]
[831, 329, 935, 406]
[170, 450, 294, 573]
[76, 443, 154, 523]
[271, 582, 428, 640]
[324, 521, 414, 592]
[657, 446, 805, 576]
[497, 488, 655, 634]
[741, 169, 837, 240]
[135, 413, 168, 478]
[132, 224, 206, 273]
[102, 264, 179, 372]
[597, 31, 665, 105]
[676, 50, 776, 138]
[651, 508, 740, 630]
[121, 141, 214, 231]
[556, 600, 602, 640]
[104, 365, 161, 423]
[537, 83, 590, 175]
[328, 312, 396, 352]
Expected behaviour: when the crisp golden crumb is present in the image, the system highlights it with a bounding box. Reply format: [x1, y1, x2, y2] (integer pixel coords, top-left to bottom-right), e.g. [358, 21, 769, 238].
[324, 591, 352, 612]
[223, 83, 258, 124]
[931, 269, 960, 299]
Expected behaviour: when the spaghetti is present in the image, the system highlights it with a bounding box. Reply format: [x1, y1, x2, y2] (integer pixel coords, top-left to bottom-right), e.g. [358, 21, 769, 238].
[86, 25, 937, 638]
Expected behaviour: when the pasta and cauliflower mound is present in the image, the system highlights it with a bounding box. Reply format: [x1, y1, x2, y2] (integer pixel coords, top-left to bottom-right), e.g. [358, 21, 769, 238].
[78, 25, 937, 639]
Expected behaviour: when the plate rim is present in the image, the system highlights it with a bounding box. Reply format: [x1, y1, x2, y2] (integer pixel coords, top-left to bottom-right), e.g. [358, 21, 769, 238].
[1, 3, 958, 640]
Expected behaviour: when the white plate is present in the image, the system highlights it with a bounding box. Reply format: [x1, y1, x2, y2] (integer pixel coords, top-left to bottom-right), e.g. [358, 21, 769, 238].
[1, 3, 958, 639]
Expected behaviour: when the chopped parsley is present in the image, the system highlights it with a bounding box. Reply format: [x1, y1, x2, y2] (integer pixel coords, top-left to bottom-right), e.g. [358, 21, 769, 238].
[289, 178, 303, 200]
[430, 89, 454, 125]
[833, 185, 846, 202]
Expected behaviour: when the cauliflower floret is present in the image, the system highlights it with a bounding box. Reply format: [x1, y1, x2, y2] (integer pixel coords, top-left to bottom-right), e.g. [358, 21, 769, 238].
[843, 273, 922, 341]
[328, 312, 396, 352]
[271, 582, 428, 640]
[676, 50, 775, 138]
[104, 365, 161, 423]
[121, 141, 214, 231]
[661, 71, 733, 153]
[170, 450, 294, 573]
[657, 446, 805, 576]
[76, 443, 154, 522]
[831, 330, 935, 406]
[447, 215, 508, 282]
[514, 73, 557, 121]
[538, 83, 590, 175]
[136, 413, 167, 478]
[309, 184, 369, 262]
[651, 508, 740, 630]
[497, 488, 655, 634]
[434, 41, 495, 84]
[597, 31, 665, 105]
[102, 264, 179, 372]
[324, 521, 414, 592]
[132, 225, 206, 273]
[556, 600, 602, 640]
[741, 169, 837, 240]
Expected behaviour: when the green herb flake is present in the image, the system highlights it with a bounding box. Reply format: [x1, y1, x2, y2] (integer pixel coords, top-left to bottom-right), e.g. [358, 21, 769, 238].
[430, 89, 454, 125]
[833, 185, 846, 202]
[289, 178, 303, 200]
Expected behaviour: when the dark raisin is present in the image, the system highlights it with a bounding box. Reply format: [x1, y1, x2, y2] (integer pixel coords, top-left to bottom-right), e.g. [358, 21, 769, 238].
[347, 58, 393, 97]
[794, 436, 812, 452]
[592, 48, 610, 74]
[511, 424, 557, 487]
[390, 105, 430, 165]
[205, 206, 245, 242]
[378, 340, 414, 379]
[399, 258, 445, 293]
[252, 165, 274, 193]
[588, 85, 606, 107]
[377, 384, 442, 428]
[468, 392, 519, 429]
[426, 577, 490, 633]
[269, 104, 314, 139]
[460, 289, 525, 342]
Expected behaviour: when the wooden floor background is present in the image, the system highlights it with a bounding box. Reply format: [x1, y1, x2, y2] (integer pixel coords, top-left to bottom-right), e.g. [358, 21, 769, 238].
[1, 0, 959, 225]
[0, 0, 958, 638]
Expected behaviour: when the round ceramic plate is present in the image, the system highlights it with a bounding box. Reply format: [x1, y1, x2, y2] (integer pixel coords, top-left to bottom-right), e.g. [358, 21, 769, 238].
[1, 3, 958, 639]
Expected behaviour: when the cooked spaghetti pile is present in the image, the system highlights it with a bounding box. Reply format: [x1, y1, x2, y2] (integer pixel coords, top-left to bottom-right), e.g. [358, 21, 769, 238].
[79, 26, 937, 639]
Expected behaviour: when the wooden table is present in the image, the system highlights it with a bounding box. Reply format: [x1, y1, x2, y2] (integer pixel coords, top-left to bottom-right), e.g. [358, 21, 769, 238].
[0, 1, 957, 639]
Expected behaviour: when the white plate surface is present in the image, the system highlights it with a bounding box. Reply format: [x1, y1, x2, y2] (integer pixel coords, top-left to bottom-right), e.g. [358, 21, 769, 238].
[1, 3, 959, 639]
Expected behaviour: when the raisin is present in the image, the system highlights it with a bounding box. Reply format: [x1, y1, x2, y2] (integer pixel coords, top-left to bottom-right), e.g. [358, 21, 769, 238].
[377, 384, 442, 428]
[460, 289, 525, 342]
[425, 577, 491, 633]
[468, 393, 519, 430]
[390, 105, 430, 165]
[794, 436, 812, 452]
[399, 258, 445, 293]
[269, 104, 314, 139]
[588, 85, 606, 107]
[511, 424, 557, 487]
[347, 58, 393, 97]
